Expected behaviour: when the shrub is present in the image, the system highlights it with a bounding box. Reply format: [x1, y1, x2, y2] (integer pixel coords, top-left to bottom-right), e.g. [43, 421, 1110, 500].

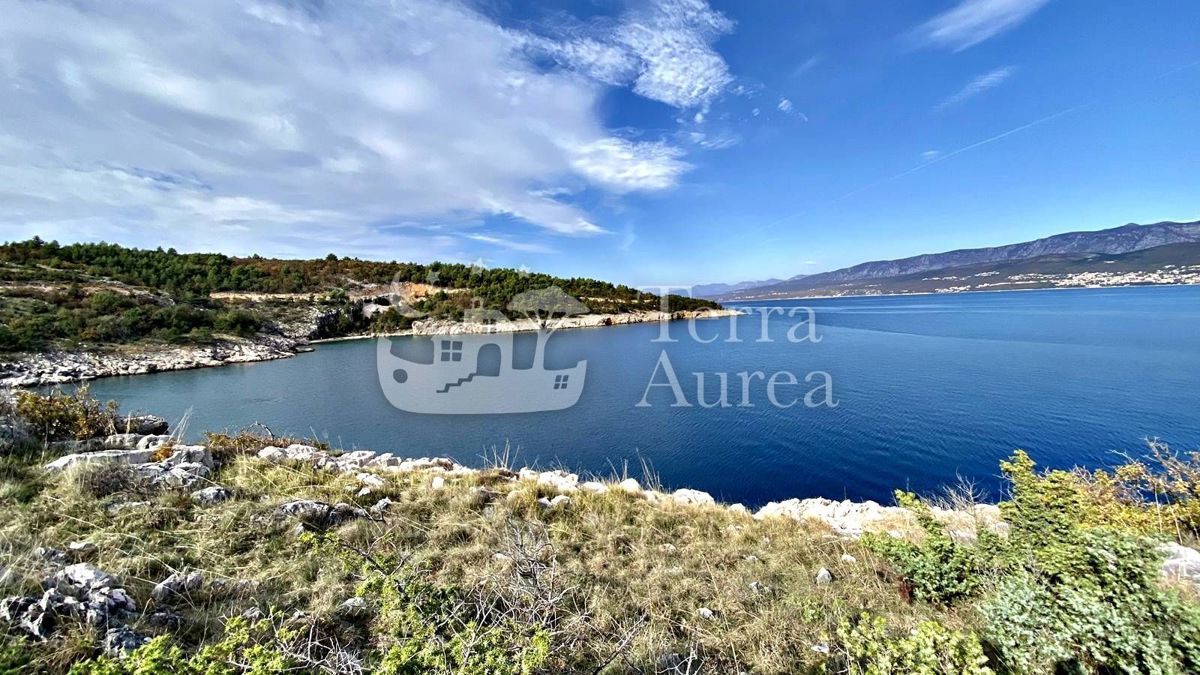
[67, 618, 305, 675]
[1076, 442, 1200, 541]
[15, 386, 119, 443]
[865, 491, 1009, 605]
[213, 309, 261, 337]
[836, 613, 992, 675]
[977, 452, 1200, 673]
[981, 531, 1200, 674]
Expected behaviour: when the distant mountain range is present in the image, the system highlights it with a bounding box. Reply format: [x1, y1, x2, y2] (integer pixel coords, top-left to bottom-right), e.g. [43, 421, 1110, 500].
[717, 220, 1200, 300]
[690, 278, 787, 298]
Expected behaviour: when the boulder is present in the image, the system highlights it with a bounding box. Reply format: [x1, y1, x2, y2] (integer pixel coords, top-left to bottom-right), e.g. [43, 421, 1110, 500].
[67, 541, 98, 561]
[122, 415, 169, 435]
[754, 498, 895, 536]
[276, 500, 367, 528]
[165, 445, 213, 470]
[815, 567, 832, 585]
[580, 481, 608, 494]
[1161, 542, 1200, 584]
[35, 547, 68, 564]
[191, 486, 233, 505]
[29, 564, 138, 629]
[396, 457, 460, 472]
[103, 434, 143, 450]
[136, 435, 171, 451]
[136, 461, 210, 488]
[672, 489, 715, 506]
[104, 626, 150, 657]
[616, 478, 641, 494]
[334, 451, 378, 468]
[536, 470, 579, 493]
[151, 571, 204, 603]
[537, 495, 571, 510]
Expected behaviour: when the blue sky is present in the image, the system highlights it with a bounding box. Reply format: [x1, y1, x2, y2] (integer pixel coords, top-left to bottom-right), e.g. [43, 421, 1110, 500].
[1, 0, 1197, 287]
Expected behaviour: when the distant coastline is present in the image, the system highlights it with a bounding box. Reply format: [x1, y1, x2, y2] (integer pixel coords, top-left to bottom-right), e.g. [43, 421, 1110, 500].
[0, 308, 741, 388]
[726, 280, 1200, 303]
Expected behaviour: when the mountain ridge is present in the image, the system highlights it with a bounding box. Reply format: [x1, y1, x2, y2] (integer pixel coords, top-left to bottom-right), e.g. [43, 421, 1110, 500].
[724, 219, 1200, 299]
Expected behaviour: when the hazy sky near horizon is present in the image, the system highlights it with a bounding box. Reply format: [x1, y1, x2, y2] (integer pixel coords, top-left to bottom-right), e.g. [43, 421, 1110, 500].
[1, 0, 1197, 287]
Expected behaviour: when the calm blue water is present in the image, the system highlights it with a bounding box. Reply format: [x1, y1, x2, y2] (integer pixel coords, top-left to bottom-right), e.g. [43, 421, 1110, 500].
[79, 287, 1200, 506]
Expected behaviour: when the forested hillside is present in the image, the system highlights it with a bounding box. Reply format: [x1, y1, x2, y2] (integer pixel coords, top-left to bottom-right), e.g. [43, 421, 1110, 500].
[0, 239, 718, 352]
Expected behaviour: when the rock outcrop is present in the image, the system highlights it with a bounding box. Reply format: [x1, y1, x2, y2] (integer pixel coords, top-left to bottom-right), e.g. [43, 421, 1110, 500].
[1, 564, 136, 639]
[752, 497, 1005, 538]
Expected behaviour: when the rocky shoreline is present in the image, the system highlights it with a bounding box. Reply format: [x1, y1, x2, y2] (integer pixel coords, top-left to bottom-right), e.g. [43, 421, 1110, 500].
[0, 308, 741, 388]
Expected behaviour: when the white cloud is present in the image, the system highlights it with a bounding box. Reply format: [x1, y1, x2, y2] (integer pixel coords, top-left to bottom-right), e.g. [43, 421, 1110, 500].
[686, 131, 739, 150]
[777, 98, 794, 113]
[916, 0, 1051, 51]
[570, 138, 690, 192]
[463, 233, 555, 254]
[936, 66, 1015, 110]
[921, 150, 942, 161]
[0, 0, 720, 258]
[529, 0, 734, 110]
[791, 55, 822, 78]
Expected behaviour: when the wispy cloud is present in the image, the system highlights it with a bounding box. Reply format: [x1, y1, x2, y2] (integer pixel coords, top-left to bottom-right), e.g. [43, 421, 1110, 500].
[570, 138, 691, 192]
[791, 54, 822, 78]
[777, 98, 794, 113]
[0, 0, 734, 259]
[462, 234, 555, 254]
[915, 0, 1051, 51]
[528, 0, 735, 110]
[935, 66, 1016, 110]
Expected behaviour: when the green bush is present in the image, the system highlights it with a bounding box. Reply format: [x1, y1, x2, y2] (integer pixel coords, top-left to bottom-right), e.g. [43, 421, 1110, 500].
[836, 613, 992, 674]
[67, 619, 303, 675]
[981, 531, 1200, 674]
[865, 491, 1009, 606]
[15, 386, 119, 443]
[869, 452, 1200, 674]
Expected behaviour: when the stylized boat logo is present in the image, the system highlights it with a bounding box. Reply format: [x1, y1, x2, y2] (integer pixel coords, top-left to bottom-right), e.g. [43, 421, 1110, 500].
[376, 331, 587, 414]
[376, 286, 589, 415]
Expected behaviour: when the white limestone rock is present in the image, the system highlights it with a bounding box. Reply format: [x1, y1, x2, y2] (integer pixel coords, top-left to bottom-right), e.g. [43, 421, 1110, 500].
[191, 486, 233, 505]
[45, 448, 155, 472]
[672, 489, 715, 506]
[1161, 542, 1200, 584]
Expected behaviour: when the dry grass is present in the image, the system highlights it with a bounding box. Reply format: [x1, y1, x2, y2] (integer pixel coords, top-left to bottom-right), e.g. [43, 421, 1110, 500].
[0, 451, 981, 673]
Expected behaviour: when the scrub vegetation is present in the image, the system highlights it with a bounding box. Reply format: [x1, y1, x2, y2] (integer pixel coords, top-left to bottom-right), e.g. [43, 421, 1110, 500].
[0, 390, 1198, 673]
